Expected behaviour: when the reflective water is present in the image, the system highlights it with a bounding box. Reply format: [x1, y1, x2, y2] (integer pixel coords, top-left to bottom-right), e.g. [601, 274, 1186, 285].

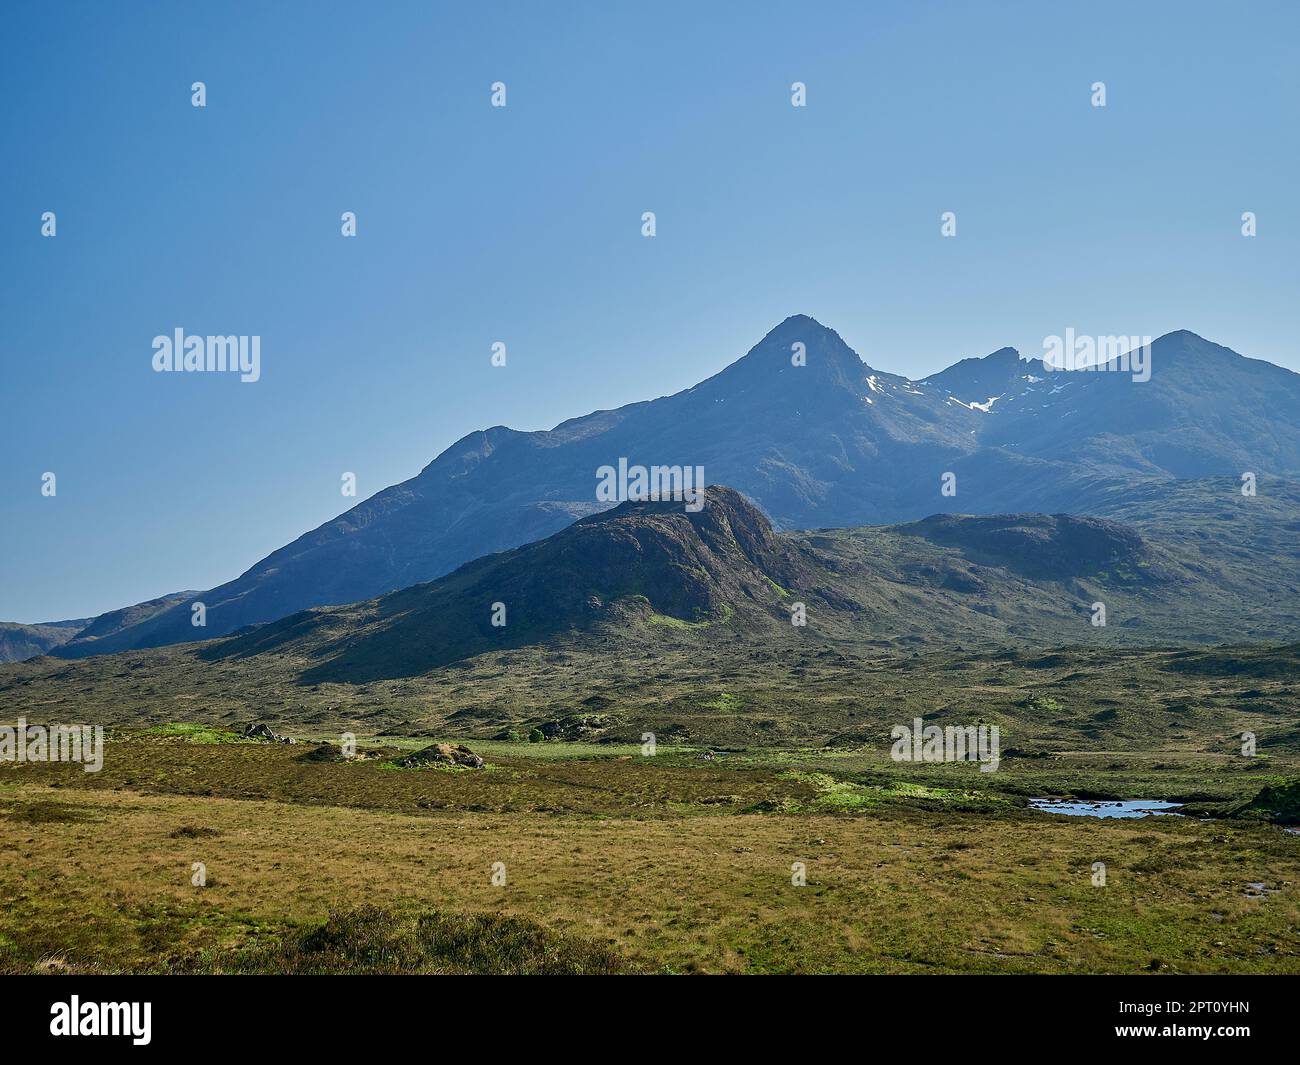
[1028, 798, 1181, 819]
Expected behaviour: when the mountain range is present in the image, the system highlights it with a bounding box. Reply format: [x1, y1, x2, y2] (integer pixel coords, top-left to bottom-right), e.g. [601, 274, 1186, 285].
[193, 483, 1300, 685]
[6, 479, 1300, 749]
[6, 315, 1299, 663]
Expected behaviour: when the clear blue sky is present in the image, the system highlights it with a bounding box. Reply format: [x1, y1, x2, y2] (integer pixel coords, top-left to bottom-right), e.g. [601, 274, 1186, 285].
[2, 0, 1298, 623]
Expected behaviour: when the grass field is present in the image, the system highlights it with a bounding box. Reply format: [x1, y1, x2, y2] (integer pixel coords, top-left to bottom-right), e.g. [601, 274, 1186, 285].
[5, 630, 1297, 974]
[2, 729, 1297, 974]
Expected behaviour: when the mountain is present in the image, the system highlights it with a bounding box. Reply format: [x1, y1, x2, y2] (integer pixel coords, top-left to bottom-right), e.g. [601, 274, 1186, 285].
[55, 591, 198, 649]
[201, 487, 813, 681]
[972, 331, 1300, 478]
[0, 593, 196, 664]
[39, 317, 1300, 660]
[0, 619, 89, 661]
[187, 482, 1300, 685]
[892, 512, 1166, 581]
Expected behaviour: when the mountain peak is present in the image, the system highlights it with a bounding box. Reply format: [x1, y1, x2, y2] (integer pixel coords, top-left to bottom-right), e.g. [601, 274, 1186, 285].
[923, 345, 1039, 404]
[703, 315, 868, 398]
[754, 313, 855, 357]
[576, 485, 789, 574]
[985, 346, 1023, 362]
[1155, 329, 1207, 345]
[767, 312, 830, 334]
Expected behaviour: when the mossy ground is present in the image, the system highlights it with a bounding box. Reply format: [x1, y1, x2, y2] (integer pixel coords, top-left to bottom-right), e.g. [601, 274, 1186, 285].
[2, 731, 1297, 974]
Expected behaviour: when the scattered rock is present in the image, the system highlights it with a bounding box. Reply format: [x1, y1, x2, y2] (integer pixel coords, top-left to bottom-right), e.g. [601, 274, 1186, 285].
[395, 743, 485, 769]
[243, 723, 282, 741]
[530, 714, 609, 741]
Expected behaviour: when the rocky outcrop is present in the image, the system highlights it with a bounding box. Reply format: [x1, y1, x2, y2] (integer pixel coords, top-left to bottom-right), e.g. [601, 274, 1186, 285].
[244, 723, 295, 744]
[394, 743, 485, 769]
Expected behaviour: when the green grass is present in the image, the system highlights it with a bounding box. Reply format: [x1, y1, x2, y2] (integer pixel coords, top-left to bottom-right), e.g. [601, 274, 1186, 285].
[377, 760, 487, 773]
[763, 575, 791, 597]
[471, 740, 687, 760]
[773, 770, 1007, 813]
[143, 722, 251, 745]
[644, 612, 699, 629]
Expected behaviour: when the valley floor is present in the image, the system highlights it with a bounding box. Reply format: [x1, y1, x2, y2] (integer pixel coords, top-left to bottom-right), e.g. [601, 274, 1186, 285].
[2, 735, 1297, 974]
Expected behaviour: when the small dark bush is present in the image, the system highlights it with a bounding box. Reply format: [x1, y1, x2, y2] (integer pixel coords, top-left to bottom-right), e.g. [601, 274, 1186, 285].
[168, 825, 222, 839]
[174, 905, 629, 974]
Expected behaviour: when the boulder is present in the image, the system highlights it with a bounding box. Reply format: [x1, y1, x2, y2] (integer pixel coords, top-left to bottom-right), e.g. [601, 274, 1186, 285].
[243, 723, 281, 741]
[395, 742, 485, 769]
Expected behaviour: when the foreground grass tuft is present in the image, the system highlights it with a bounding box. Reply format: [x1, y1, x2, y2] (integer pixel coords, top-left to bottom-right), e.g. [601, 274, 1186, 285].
[175, 906, 631, 974]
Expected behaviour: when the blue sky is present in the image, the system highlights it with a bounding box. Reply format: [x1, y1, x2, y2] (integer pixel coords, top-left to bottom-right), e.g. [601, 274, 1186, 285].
[2, 0, 1298, 622]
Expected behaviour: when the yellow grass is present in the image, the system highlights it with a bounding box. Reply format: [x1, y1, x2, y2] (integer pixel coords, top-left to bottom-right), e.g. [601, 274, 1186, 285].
[3, 782, 1297, 974]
